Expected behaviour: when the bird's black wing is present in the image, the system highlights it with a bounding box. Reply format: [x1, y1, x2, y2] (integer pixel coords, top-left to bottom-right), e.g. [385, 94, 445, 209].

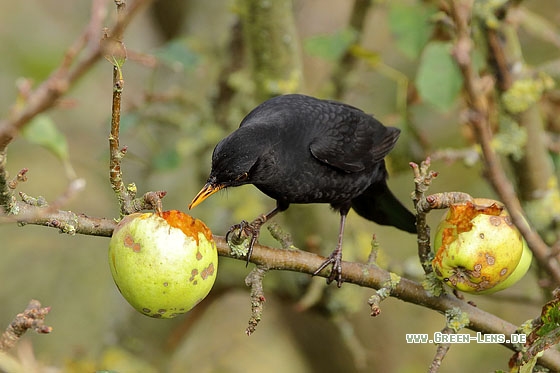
[309, 108, 401, 173]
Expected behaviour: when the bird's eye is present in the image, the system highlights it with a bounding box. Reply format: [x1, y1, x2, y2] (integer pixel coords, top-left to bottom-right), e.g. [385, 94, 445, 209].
[235, 172, 248, 182]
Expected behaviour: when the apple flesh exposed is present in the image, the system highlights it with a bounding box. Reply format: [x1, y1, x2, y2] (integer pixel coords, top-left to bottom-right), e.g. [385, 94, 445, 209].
[432, 198, 531, 294]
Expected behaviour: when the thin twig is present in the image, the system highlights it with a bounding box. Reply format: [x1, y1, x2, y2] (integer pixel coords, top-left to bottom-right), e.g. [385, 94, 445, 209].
[0, 300, 52, 351]
[0, 149, 11, 209]
[105, 1, 167, 217]
[367, 268, 404, 317]
[410, 158, 438, 273]
[267, 222, 295, 250]
[245, 266, 268, 335]
[366, 234, 380, 266]
[109, 60, 130, 215]
[429, 327, 453, 373]
[416, 192, 474, 214]
[107, 1, 131, 216]
[7, 168, 29, 190]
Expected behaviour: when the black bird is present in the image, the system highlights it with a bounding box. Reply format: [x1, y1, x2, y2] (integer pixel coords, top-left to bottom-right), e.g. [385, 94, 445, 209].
[189, 94, 416, 286]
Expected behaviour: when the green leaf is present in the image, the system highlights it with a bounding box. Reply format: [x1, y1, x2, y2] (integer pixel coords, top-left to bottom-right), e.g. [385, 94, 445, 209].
[101, 36, 127, 68]
[22, 114, 69, 162]
[538, 300, 560, 336]
[304, 28, 358, 61]
[388, 3, 436, 59]
[415, 42, 463, 112]
[154, 38, 199, 72]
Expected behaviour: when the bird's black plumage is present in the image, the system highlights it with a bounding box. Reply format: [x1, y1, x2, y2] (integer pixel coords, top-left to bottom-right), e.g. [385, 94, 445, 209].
[190, 94, 416, 285]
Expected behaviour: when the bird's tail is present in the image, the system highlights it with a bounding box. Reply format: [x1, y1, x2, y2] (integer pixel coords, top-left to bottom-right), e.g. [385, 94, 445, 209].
[351, 181, 417, 234]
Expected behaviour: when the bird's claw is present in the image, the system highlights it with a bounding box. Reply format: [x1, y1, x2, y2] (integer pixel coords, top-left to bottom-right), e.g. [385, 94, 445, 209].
[225, 220, 250, 244]
[313, 251, 344, 287]
[226, 218, 264, 266]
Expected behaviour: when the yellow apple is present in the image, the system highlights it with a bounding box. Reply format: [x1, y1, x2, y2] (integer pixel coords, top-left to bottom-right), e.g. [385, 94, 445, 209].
[432, 198, 531, 294]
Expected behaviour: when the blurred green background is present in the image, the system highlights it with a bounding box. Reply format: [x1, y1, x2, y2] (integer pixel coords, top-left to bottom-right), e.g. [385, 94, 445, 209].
[0, 0, 559, 372]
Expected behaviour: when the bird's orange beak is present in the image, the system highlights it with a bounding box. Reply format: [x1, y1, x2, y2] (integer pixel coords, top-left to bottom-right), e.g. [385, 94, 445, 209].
[188, 182, 223, 209]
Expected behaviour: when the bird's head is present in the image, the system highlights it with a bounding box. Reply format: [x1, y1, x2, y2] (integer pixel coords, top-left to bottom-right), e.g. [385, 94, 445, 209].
[188, 130, 260, 210]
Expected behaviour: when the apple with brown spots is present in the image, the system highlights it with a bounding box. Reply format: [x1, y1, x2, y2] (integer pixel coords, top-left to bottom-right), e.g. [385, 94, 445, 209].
[432, 198, 532, 294]
[109, 210, 218, 318]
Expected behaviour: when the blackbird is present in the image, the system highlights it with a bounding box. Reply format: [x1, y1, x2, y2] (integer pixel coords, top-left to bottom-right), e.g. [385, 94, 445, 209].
[189, 94, 416, 286]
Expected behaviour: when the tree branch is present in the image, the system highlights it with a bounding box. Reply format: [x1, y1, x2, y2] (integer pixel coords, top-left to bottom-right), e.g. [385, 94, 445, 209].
[0, 0, 154, 152]
[3, 202, 560, 369]
[3, 200, 115, 237]
[2, 190, 169, 237]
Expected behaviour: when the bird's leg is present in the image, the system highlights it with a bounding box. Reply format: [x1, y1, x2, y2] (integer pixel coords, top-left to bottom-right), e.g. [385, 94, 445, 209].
[226, 207, 280, 266]
[313, 210, 348, 287]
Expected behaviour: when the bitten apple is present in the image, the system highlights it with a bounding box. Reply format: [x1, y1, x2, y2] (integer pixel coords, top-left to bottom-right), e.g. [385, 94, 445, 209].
[109, 210, 218, 318]
[432, 198, 531, 294]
